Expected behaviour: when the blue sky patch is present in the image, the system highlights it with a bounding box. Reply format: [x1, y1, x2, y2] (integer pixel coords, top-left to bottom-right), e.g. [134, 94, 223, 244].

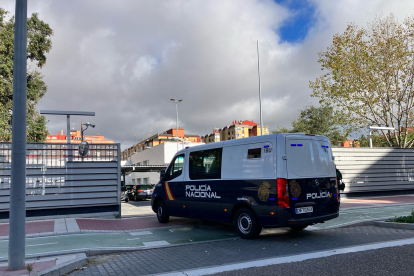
[274, 0, 316, 43]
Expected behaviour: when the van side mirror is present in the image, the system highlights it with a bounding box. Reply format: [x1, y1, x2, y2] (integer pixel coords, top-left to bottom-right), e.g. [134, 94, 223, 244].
[160, 170, 165, 180]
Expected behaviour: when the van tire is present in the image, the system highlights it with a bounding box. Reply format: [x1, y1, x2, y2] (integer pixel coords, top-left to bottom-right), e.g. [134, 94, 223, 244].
[289, 225, 308, 231]
[234, 208, 261, 239]
[156, 200, 169, 223]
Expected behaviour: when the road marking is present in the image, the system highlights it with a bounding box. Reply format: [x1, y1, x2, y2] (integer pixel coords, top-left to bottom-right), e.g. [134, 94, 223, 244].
[129, 231, 153, 236]
[162, 238, 414, 276]
[143, 240, 170, 247]
[27, 242, 58, 247]
[127, 238, 141, 240]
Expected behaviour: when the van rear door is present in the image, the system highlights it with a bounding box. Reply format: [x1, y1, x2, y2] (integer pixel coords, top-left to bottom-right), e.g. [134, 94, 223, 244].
[285, 135, 338, 219]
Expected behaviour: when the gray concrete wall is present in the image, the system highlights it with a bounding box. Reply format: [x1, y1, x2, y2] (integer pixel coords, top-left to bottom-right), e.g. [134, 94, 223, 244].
[332, 147, 414, 194]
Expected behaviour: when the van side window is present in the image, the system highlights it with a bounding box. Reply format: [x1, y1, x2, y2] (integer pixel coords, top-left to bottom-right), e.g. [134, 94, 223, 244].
[165, 155, 185, 181]
[189, 148, 222, 180]
[247, 148, 261, 159]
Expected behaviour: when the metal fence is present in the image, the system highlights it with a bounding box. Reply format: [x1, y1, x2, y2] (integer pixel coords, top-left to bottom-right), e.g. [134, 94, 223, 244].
[0, 143, 121, 218]
[332, 147, 414, 194]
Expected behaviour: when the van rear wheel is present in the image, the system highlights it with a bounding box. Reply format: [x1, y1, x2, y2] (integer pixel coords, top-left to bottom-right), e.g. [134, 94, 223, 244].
[289, 225, 308, 231]
[156, 200, 169, 223]
[234, 208, 261, 239]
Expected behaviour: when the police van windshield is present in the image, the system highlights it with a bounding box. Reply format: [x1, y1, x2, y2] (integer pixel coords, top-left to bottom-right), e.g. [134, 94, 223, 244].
[165, 154, 184, 180]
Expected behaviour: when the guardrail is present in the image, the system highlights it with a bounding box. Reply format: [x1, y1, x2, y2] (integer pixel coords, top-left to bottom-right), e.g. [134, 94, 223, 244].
[0, 143, 121, 218]
[332, 147, 414, 194]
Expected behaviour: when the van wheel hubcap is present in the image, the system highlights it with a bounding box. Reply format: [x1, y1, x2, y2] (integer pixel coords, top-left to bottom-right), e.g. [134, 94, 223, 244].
[158, 206, 163, 217]
[238, 213, 252, 234]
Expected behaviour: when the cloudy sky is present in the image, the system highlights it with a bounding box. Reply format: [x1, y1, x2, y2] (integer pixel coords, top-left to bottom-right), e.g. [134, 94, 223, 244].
[3, 0, 414, 149]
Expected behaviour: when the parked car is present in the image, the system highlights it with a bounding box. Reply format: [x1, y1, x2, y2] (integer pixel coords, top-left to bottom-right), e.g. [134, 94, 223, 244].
[121, 185, 129, 202]
[127, 184, 154, 201]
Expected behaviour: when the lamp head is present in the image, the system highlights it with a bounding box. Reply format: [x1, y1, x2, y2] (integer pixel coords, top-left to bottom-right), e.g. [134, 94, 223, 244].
[85, 122, 95, 128]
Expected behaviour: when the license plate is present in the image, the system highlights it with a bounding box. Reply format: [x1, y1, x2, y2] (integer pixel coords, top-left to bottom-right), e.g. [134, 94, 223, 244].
[295, 206, 313, 214]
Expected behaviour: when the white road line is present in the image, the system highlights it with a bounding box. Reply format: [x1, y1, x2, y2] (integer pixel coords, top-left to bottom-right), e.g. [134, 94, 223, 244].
[143, 240, 170, 247]
[129, 231, 153, 236]
[127, 238, 140, 240]
[27, 242, 58, 247]
[159, 238, 414, 276]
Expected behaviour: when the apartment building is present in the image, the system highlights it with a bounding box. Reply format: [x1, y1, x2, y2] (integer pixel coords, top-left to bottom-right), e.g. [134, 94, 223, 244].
[46, 129, 114, 144]
[121, 128, 200, 161]
[203, 120, 269, 144]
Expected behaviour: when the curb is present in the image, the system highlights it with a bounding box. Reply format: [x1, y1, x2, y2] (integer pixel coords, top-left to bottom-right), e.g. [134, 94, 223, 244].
[33, 253, 88, 276]
[0, 237, 239, 263]
[373, 221, 414, 230]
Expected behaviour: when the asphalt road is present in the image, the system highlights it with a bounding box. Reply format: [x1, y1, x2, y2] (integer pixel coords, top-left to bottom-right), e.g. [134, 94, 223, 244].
[211, 243, 414, 276]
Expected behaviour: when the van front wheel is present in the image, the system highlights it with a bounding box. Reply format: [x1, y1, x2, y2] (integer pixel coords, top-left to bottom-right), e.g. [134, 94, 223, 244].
[156, 200, 169, 223]
[234, 208, 261, 239]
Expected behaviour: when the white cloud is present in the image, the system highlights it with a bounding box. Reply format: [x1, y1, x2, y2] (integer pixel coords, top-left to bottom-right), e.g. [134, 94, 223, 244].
[131, 56, 157, 81]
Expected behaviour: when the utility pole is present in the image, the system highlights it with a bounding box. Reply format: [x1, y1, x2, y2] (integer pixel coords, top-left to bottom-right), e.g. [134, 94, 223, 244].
[9, 0, 27, 270]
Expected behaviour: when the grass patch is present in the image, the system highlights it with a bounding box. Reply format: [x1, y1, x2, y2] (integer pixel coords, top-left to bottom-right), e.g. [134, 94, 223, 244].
[390, 211, 414, 223]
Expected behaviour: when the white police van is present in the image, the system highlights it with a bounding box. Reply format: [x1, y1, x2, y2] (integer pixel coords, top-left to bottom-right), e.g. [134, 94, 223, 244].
[151, 133, 340, 239]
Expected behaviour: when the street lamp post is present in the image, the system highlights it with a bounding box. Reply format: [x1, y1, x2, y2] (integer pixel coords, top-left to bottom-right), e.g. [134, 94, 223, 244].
[368, 126, 395, 148]
[9, 0, 27, 270]
[81, 122, 95, 142]
[257, 41, 264, 135]
[170, 99, 183, 152]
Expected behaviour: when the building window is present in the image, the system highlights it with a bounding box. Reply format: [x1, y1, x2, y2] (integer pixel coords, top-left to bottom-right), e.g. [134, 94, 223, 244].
[247, 148, 261, 159]
[189, 148, 222, 180]
[143, 178, 149, 184]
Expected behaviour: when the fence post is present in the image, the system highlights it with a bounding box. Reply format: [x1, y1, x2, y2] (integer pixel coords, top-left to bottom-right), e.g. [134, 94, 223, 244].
[117, 144, 121, 218]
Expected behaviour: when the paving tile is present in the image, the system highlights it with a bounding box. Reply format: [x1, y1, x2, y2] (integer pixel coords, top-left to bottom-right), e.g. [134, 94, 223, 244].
[67, 225, 414, 276]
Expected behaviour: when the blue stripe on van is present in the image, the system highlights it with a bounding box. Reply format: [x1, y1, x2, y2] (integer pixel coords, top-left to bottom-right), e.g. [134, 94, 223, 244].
[264, 145, 269, 148]
[298, 144, 303, 146]
[291, 144, 297, 146]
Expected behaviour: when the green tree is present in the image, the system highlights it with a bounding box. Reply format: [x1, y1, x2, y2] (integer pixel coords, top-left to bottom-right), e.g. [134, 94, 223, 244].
[310, 14, 414, 148]
[271, 126, 291, 134]
[291, 104, 347, 144]
[271, 104, 348, 144]
[0, 8, 53, 142]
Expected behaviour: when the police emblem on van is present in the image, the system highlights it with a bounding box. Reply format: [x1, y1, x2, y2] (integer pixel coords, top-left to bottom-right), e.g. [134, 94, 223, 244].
[258, 181, 271, 202]
[289, 180, 301, 198]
